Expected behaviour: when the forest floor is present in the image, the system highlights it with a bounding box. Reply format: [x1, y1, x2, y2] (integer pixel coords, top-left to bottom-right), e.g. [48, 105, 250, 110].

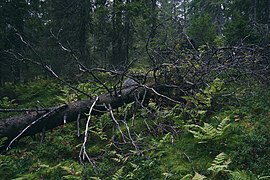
[0, 78, 269, 179]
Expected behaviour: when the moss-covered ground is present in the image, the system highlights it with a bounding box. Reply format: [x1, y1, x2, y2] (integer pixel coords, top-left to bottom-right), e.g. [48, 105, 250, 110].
[0, 79, 269, 179]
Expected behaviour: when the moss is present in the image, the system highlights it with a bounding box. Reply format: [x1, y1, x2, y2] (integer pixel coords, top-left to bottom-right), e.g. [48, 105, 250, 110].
[0, 79, 270, 179]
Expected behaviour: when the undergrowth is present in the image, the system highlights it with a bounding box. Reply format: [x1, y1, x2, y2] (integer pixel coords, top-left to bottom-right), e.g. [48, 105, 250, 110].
[0, 78, 269, 179]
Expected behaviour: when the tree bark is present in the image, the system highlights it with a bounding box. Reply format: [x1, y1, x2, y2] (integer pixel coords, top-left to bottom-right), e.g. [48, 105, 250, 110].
[0, 85, 150, 146]
[0, 61, 3, 86]
[79, 0, 90, 65]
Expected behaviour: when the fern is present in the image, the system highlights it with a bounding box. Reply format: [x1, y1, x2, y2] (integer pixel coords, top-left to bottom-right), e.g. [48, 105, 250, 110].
[258, 175, 270, 179]
[181, 172, 206, 180]
[0, 97, 17, 108]
[181, 174, 193, 180]
[182, 153, 231, 180]
[217, 117, 231, 136]
[229, 170, 256, 180]
[112, 167, 125, 180]
[90, 177, 102, 180]
[111, 153, 129, 163]
[185, 117, 230, 142]
[192, 172, 207, 180]
[208, 152, 231, 174]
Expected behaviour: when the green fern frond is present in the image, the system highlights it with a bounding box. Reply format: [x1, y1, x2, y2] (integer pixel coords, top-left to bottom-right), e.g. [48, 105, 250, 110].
[259, 175, 270, 179]
[112, 167, 125, 180]
[185, 117, 230, 142]
[90, 177, 102, 180]
[192, 172, 207, 180]
[203, 123, 217, 135]
[229, 170, 256, 180]
[181, 172, 206, 180]
[217, 117, 230, 135]
[208, 152, 231, 174]
[181, 174, 193, 180]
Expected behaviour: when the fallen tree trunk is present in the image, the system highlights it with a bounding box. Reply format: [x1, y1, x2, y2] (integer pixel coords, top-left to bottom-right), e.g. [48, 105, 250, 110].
[0, 85, 151, 149]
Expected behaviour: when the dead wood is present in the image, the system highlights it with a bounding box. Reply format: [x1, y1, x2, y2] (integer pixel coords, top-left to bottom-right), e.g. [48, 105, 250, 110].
[0, 85, 151, 150]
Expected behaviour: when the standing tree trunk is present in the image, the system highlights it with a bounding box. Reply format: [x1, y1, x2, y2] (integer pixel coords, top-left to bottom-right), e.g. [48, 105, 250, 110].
[0, 61, 3, 86]
[253, 0, 257, 23]
[12, 0, 26, 83]
[150, 0, 157, 38]
[124, 0, 131, 65]
[79, 0, 91, 66]
[111, 0, 125, 68]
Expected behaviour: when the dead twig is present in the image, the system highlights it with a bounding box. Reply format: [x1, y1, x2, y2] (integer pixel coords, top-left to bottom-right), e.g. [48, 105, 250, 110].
[79, 96, 99, 165]
[106, 104, 127, 143]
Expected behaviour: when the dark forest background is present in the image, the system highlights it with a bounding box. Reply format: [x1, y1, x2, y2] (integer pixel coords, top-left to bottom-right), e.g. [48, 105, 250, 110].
[1, 0, 269, 84]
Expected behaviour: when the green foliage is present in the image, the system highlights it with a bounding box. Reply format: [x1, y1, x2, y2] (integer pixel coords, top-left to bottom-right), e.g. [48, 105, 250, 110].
[187, 13, 217, 46]
[4, 79, 62, 107]
[56, 82, 107, 104]
[35, 162, 82, 179]
[214, 35, 225, 48]
[229, 170, 257, 180]
[208, 152, 231, 175]
[224, 11, 258, 45]
[198, 77, 223, 108]
[1, 77, 270, 179]
[182, 78, 224, 120]
[181, 172, 206, 180]
[185, 117, 230, 142]
[181, 79, 219, 108]
[56, 87, 78, 104]
[0, 137, 7, 148]
[0, 155, 18, 178]
[0, 96, 17, 108]
[0, 79, 63, 119]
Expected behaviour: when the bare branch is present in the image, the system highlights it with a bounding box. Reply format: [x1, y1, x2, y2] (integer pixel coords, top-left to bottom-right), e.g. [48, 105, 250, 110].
[79, 96, 99, 165]
[106, 104, 127, 143]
